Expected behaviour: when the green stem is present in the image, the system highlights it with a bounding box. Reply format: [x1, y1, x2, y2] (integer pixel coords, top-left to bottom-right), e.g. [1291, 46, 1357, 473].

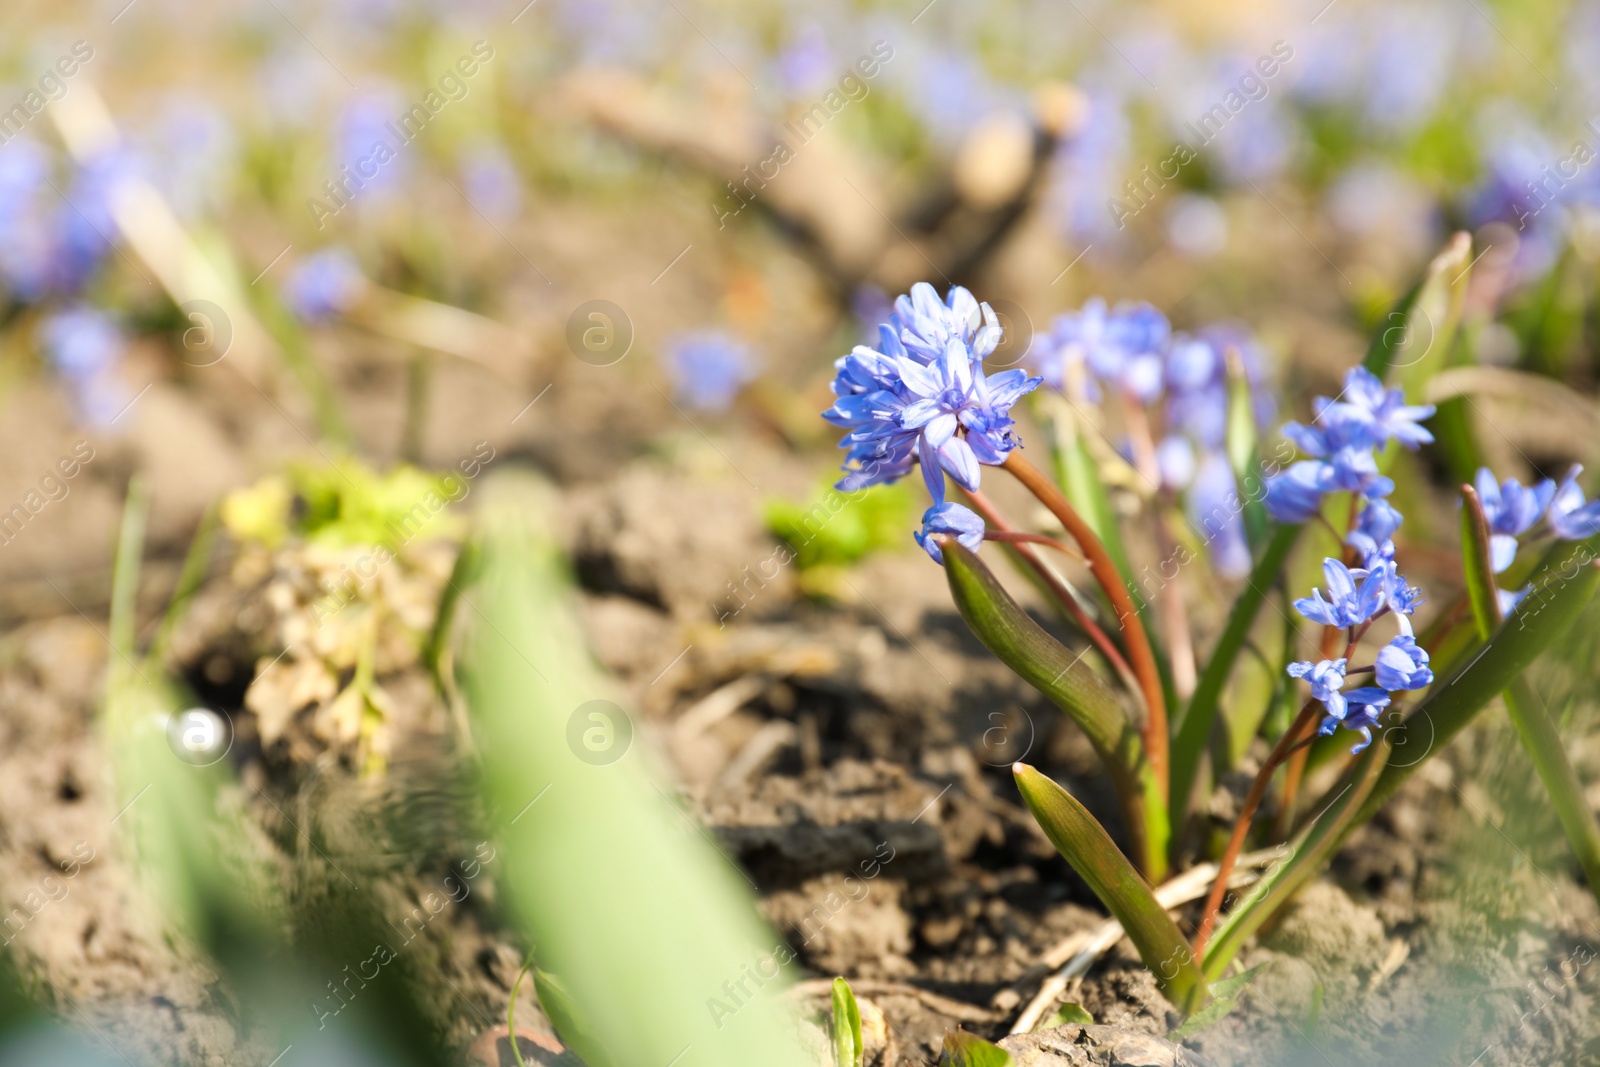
[1171, 522, 1301, 832]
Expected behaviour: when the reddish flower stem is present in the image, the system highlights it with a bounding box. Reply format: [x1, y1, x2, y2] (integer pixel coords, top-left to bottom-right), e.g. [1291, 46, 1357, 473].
[1194, 629, 1364, 959]
[1002, 451, 1169, 802]
[981, 529, 1084, 560]
[962, 488, 1138, 691]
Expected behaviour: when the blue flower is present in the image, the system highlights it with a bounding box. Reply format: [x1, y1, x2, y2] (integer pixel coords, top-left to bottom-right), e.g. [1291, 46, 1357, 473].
[665, 331, 755, 412]
[1348, 497, 1403, 562]
[1474, 467, 1556, 573]
[1189, 451, 1251, 579]
[1375, 634, 1433, 691]
[916, 501, 986, 564]
[1547, 465, 1600, 540]
[1288, 657, 1348, 717]
[285, 248, 365, 321]
[42, 306, 130, 426]
[893, 282, 999, 364]
[1294, 557, 1388, 629]
[824, 284, 1040, 499]
[1264, 460, 1336, 522]
[1045, 298, 1170, 402]
[1319, 687, 1391, 753]
[1318, 366, 1436, 450]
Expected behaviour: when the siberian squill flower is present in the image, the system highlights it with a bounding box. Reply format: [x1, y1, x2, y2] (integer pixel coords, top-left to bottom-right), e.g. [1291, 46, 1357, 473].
[1319, 687, 1391, 753]
[1317, 366, 1436, 450]
[42, 306, 130, 426]
[1474, 467, 1556, 573]
[1547, 465, 1600, 540]
[915, 501, 986, 564]
[1288, 657, 1348, 716]
[1042, 298, 1168, 403]
[896, 338, 1041, 498]
[1264, 460, 1337, 523]
[1374, 634, 1433, 691]
[285, 248, 366, 321]
[1293, 557, 1388, 629]
[664, 331, 755, 412]
[893, 282, 999, 365]
[824, 284, 1040, 502]
[1348, 497, 1403, 564]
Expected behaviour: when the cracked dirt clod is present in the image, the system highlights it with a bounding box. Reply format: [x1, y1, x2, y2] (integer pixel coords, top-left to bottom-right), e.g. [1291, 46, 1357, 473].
[997, 1024, 1217, 1067]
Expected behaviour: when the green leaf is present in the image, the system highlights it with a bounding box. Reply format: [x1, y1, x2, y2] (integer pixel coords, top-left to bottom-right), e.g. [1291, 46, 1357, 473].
[535, 968, 612, 1067]
[1201, 742, 1389, 980]
[1039, 1002, 1093, 1029]
[1364, 232, 1472, 393]
[462, 472, 814, 1067]
[1167, 966, 1263, 1041]
[1224, 355, 1267, 548]
[1013, 764, 1208, 1013]
[831, 977, 864, 1067]
[943, 542, 1168, 876]
[940, 1031, 1015, 1067]
[1171, 523, 1300, 830]
[1460, 484, 1501, 642]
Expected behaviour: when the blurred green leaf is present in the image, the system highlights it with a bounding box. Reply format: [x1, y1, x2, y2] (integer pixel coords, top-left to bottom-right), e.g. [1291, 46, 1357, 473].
[939, 1030, 1015, 1067]
[830, 977, 863, 1067]
[1039, 1002, 1093, 1029]
[535, 968, 609, 1067]
[764, 480, 913, 573]
[942, 542, 1167, 875]
[1013, 764, 1207, 1013]
[460, 472, 812, 1067]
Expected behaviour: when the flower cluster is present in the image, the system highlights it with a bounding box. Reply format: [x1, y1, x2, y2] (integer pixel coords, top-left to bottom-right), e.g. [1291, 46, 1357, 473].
[1474, 465, 1600, 612]
[1288, 555, 1433, 752]
[1033, 298, 1275, 577]
[1266, 365, 1443, 750]
[823, 283, 1042, 561]
[1264, 365, 1435, 529]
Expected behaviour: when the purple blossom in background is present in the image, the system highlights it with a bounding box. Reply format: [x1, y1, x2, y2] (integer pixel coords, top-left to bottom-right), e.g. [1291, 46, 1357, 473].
[1048, 88, 1130, 245]
[0, 140, 57, 300]
[57, 149, 139, 294]
[42, 307, 129, 427]
[285, 248, 366, 321]
[1547, 465, 1600, 540]
[1189, 451, 1251, 578]
[776, 25, 835, 97]
[1156, 435, 1196, 490]
[664, 331, 755, 413]
[1264, 460, 1336, 522]
[338, 91, 406, 194]
[459, 142, 522, 223]
[1474, 467, 1556, 573]
[915, 501, 986, 564]
[1294, 557, 1387, 629]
